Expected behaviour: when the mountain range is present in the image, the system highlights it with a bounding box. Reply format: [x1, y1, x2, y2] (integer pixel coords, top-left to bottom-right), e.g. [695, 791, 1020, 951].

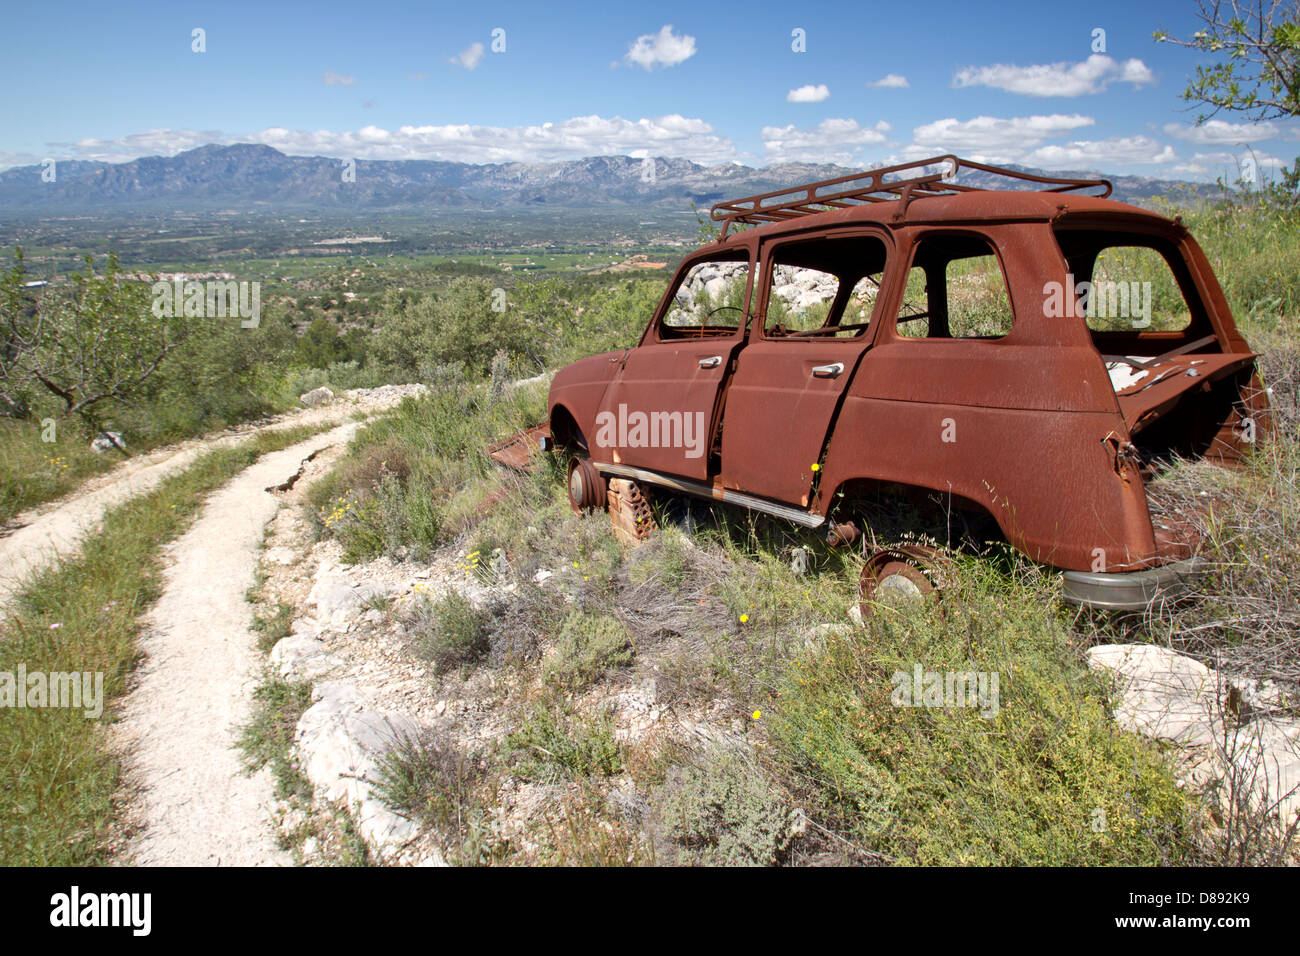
[0, 143, 1208, 214]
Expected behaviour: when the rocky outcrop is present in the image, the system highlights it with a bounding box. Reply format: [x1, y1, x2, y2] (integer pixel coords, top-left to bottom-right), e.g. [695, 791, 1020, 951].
[269, 633, 340, 682]
[306, 561, 391, 631]
[299, 387, 335, 407]
[1086, 644, 1300, 837]
[294, 681, 441, 864]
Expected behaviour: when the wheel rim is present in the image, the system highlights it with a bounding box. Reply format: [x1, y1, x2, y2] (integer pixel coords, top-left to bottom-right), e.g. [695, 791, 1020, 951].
[567, 457, 605, 514]
[874, 561, 930, 600]
[859, 550, 938, 616]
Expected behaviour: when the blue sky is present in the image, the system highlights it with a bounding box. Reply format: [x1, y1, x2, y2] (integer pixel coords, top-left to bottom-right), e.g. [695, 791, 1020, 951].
[1, 0, 1296, 180]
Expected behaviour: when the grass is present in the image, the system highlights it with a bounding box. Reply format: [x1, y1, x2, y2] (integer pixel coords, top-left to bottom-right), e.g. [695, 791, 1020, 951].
[1155, 196, 1300, 330]
[252, 601, 295, 654]
[306, 378, 547, 563]
[0, 421, 330, 865]
[0, 417, 118, 526]
[238, 678, 314, 801]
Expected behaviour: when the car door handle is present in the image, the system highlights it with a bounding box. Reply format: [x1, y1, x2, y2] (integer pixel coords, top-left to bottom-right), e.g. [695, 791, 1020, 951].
[812, 362, 844, 378]
[699, 355, 723, 369]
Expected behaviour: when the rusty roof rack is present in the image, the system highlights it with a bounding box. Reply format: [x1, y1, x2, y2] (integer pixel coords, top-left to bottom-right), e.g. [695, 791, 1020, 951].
[709, 154, 1112, 237]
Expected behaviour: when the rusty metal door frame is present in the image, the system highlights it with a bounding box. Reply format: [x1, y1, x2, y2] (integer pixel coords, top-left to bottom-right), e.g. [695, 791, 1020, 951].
[716, 226, 897, 505]
[598, 239, 760, 482]
[638, 236, 759, 348]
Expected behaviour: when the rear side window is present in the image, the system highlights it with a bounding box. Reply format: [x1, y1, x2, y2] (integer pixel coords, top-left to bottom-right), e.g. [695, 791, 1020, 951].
[1081, 245, 1191, 332]
[895, 234, 1014, 339]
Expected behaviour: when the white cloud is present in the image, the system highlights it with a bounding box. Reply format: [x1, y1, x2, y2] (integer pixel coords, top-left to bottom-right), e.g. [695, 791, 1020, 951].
[322, 72, 356, 86]
[1025, 137, 1177, 168]
[953, 54, 1154, 97]
[907, 115, 1178, 168]
[449, 42, 485, 70]
[870, 74, 909, 88]
[55, 128, 226, 162]
[624, 25, 696, 70]
[1188, 149, 1289, 178]
[1163, 119, 1278, 144]
[787, 84, 830, 103]
[761, 118, 890, 164]
[0, 149, 44, 170]
[48, 115, 738, 166]
[911, 114, 1095, 159]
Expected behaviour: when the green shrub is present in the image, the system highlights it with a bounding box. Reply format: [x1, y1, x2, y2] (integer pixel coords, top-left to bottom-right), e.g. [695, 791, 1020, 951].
[507, 703, 623, 782]
[543, 611, 634, 691]
[410, 592, 490, 674]
[652, 748, 793, 866]
[372, 732, 479, 836]
[766, 561, 1195, 866]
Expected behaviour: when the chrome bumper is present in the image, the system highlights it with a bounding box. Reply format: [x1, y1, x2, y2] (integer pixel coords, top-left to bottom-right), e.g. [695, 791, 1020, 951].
[1061, 557, 1205, 611]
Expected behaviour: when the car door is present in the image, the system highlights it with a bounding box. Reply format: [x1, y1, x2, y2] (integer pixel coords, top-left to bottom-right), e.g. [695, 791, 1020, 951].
[593, 247, 754, 482]
[719, 228, 891, 507]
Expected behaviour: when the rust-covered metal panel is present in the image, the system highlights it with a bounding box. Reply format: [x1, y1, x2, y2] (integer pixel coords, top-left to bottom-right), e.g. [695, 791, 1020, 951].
[486, 422, 551, 472]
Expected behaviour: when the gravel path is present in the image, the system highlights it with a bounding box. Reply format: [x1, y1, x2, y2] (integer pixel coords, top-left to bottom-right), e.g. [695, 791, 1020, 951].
[0, 389, 420, 612]
[115, 422, 360, 866]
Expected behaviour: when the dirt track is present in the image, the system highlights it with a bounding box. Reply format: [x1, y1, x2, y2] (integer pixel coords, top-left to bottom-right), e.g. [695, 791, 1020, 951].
[0, 389, 427, 864]
[0, 391, 413, 611]
[115, 422, 360, 865]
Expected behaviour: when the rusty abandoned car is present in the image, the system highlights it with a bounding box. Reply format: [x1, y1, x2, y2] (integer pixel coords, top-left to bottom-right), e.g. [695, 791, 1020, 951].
[517, 156, 1269, 611]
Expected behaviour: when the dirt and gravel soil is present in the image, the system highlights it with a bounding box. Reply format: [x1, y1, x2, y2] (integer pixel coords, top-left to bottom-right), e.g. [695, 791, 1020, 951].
[114, 423, 361, 865]
[0, 387, 420, 611]
[0, 387, 425, 865]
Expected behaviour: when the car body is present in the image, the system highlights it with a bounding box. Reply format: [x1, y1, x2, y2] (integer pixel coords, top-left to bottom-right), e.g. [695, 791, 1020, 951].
[544, 157, 1268, 609]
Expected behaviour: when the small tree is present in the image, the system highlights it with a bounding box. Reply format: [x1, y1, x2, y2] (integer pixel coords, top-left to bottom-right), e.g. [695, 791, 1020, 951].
[0, 250, 187, 449]
[1155, 1, 1300, 122]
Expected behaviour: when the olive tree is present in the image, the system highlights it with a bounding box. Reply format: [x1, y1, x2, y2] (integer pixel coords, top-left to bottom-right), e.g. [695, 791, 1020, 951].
[1155, 1, 1300, 122]
[0, 251, 187, 448]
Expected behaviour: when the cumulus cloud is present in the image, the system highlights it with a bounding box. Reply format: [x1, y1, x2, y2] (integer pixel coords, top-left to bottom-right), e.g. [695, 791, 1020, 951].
[46, 115, 738, 166]
[906, 114, 1178, 168]
[322, 72, 356, 86]
[869, 74, 909, 88]
[1162, 119, 1278, 144]
[449, 42, 485, 70]
[787, 84, 830, 103]
[1024, 137, 1176, 168]
[911, 114, 1095, 159]
[624, 25, 696, 70]
[761, 118, 890, 164]
[1186, 149, 1289, 179]
[953, 54, 1154, 97]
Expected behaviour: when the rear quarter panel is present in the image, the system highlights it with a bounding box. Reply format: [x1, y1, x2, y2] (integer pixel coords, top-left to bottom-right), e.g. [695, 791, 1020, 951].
[818, 221, 1159, 572]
